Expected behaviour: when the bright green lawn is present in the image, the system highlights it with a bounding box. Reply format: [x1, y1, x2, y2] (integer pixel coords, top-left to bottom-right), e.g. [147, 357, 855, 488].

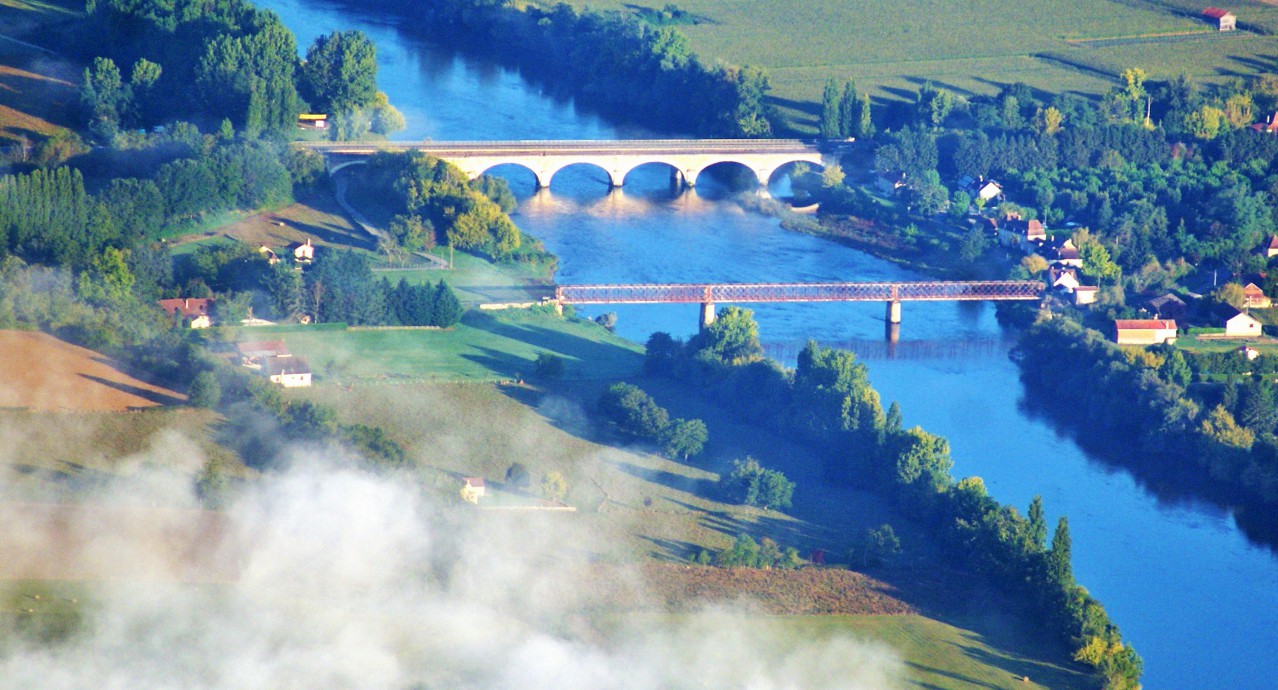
[606, 613, 1095, 690]
[373, 249, 554, 305]
[1175, 332, 1278, 353]
[246, 309, 643, 383]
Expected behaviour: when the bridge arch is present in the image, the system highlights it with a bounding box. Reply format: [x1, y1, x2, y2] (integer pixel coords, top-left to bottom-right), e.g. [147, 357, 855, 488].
[546, 160, 622, 188]
[328, 159, 368, 175]
[474, 162, 543, 191]
[619, 159, 689, 188]
[694, 160, 764, 190]
[762, 159, 827, 188]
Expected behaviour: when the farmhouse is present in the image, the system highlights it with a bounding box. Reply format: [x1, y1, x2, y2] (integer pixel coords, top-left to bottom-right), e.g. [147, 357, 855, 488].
[1224, 309, 1263, 338]
[1049, 264, 1079, 291]
[1114, 319, 1177, 345]
[960, 176, 1003, 202]
[461, 477, 486, 504]
[1243, 282, 1271, 309]
[876, 171, 907, 196]
[157, 297, 214, 329]
[1144, 293, 1187, 320]
[1263, 235, 1278, 258]
[238, 340, 291, 369]
[293, 238, 315, 263]
[1250, 113, 1278, 135]
[264, 355, 312, 387]
[1073, 286, 1099, 306]
[998, 216, 1046, 251]
[1041, 237, 1082, 267]
[1202, 7, 1236, 31]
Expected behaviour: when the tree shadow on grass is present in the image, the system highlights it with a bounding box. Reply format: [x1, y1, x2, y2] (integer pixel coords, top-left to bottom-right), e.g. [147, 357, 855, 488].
[462, 310, 643, 376]
[959, 640, 1089, 689]
[611, 460, 716, 498]
[638, 535, 706, 561]
[905, 661, 1002, 689]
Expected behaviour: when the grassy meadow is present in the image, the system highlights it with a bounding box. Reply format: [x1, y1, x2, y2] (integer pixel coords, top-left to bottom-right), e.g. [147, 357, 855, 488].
[0, 0, 82, 144]
[548, 0, 1278, 131]
[231, 308, 643, 383]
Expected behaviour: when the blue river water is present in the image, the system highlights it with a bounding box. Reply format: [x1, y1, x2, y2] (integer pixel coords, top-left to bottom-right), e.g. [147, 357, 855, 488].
[261, 1, 1278, 685]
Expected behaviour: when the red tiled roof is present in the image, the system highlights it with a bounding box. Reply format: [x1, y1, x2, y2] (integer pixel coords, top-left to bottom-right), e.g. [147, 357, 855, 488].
[1115, 319, 1176, 331]
[157, 298, 213, 318]
[464, 477, 485, 488]
[1203, 7, 1232, 19]
[238, 340, 290, 357]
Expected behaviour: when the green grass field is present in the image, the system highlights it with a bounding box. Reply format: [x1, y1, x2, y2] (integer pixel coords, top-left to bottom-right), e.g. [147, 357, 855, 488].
[548, 0, 1277, 132]
[604, 613, 1093, 690]
[240, 308, 643, 383]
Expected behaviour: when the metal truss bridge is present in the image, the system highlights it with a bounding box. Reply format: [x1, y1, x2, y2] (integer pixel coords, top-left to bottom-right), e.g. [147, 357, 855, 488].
[554, 280, 1044, 329]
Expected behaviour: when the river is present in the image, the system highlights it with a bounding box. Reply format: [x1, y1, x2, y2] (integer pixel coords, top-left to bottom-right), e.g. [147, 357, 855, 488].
[261, 1, 1278, 686]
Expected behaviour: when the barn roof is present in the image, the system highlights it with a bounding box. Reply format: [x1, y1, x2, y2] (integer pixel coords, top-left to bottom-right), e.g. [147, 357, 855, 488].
[1114, 319, 1176, 331]
[1202, 7, 1232, 19]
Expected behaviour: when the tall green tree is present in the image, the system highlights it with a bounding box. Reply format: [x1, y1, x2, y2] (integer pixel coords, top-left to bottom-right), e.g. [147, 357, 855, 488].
[301, 30, 379, 115]
[1028, 495, 1047, 550]
[690, 306, 763, 366]
[1048, 516, 1074, 588]
[820, 79, 841, 138]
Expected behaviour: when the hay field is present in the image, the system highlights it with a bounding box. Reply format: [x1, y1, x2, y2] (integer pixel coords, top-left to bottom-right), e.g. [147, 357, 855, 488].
[0, 330, 185, 411]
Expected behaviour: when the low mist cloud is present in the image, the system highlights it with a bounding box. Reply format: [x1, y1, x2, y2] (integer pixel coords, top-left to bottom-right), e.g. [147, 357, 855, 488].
[0, 447, 904, 690]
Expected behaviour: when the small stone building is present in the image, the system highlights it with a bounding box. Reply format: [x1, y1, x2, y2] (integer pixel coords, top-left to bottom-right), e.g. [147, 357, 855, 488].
[1202, 7, 1236, 31]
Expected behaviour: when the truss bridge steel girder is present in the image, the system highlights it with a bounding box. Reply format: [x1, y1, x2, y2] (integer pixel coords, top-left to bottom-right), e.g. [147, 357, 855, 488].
[554, 281, 1044, 305]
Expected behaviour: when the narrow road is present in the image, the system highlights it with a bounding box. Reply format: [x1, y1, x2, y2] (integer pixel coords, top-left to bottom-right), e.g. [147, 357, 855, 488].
[332, 172, 449, 270]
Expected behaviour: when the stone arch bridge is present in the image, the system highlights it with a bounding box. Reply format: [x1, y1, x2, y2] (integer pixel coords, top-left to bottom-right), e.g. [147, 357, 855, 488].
[296, 139, 835, 190]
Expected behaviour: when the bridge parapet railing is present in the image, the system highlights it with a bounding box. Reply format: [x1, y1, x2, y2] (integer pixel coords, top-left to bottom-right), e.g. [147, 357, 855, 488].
[556, 281, 1043, 304]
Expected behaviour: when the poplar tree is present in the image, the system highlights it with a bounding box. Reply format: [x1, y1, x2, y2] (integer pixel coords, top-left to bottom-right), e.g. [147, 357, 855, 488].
[1028, 495, 1047, 550]
[820, 79, 841, 138]
[1048, 516, 1074, 588]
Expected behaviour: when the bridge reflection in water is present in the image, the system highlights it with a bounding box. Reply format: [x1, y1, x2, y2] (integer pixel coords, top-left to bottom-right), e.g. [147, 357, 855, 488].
[763, 335, 1017, 362]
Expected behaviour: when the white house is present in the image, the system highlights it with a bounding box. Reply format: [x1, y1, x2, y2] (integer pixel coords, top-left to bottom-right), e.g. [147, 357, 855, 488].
[1073, 286, 1099, 306]
[973, 179, 1003, 202]
[157, 297, 215, 329]
[265, 355, 311, 387]
[461, 477, 486, 504]
[293, 238, 315, 263]
[1225, 309, 1263, 338]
